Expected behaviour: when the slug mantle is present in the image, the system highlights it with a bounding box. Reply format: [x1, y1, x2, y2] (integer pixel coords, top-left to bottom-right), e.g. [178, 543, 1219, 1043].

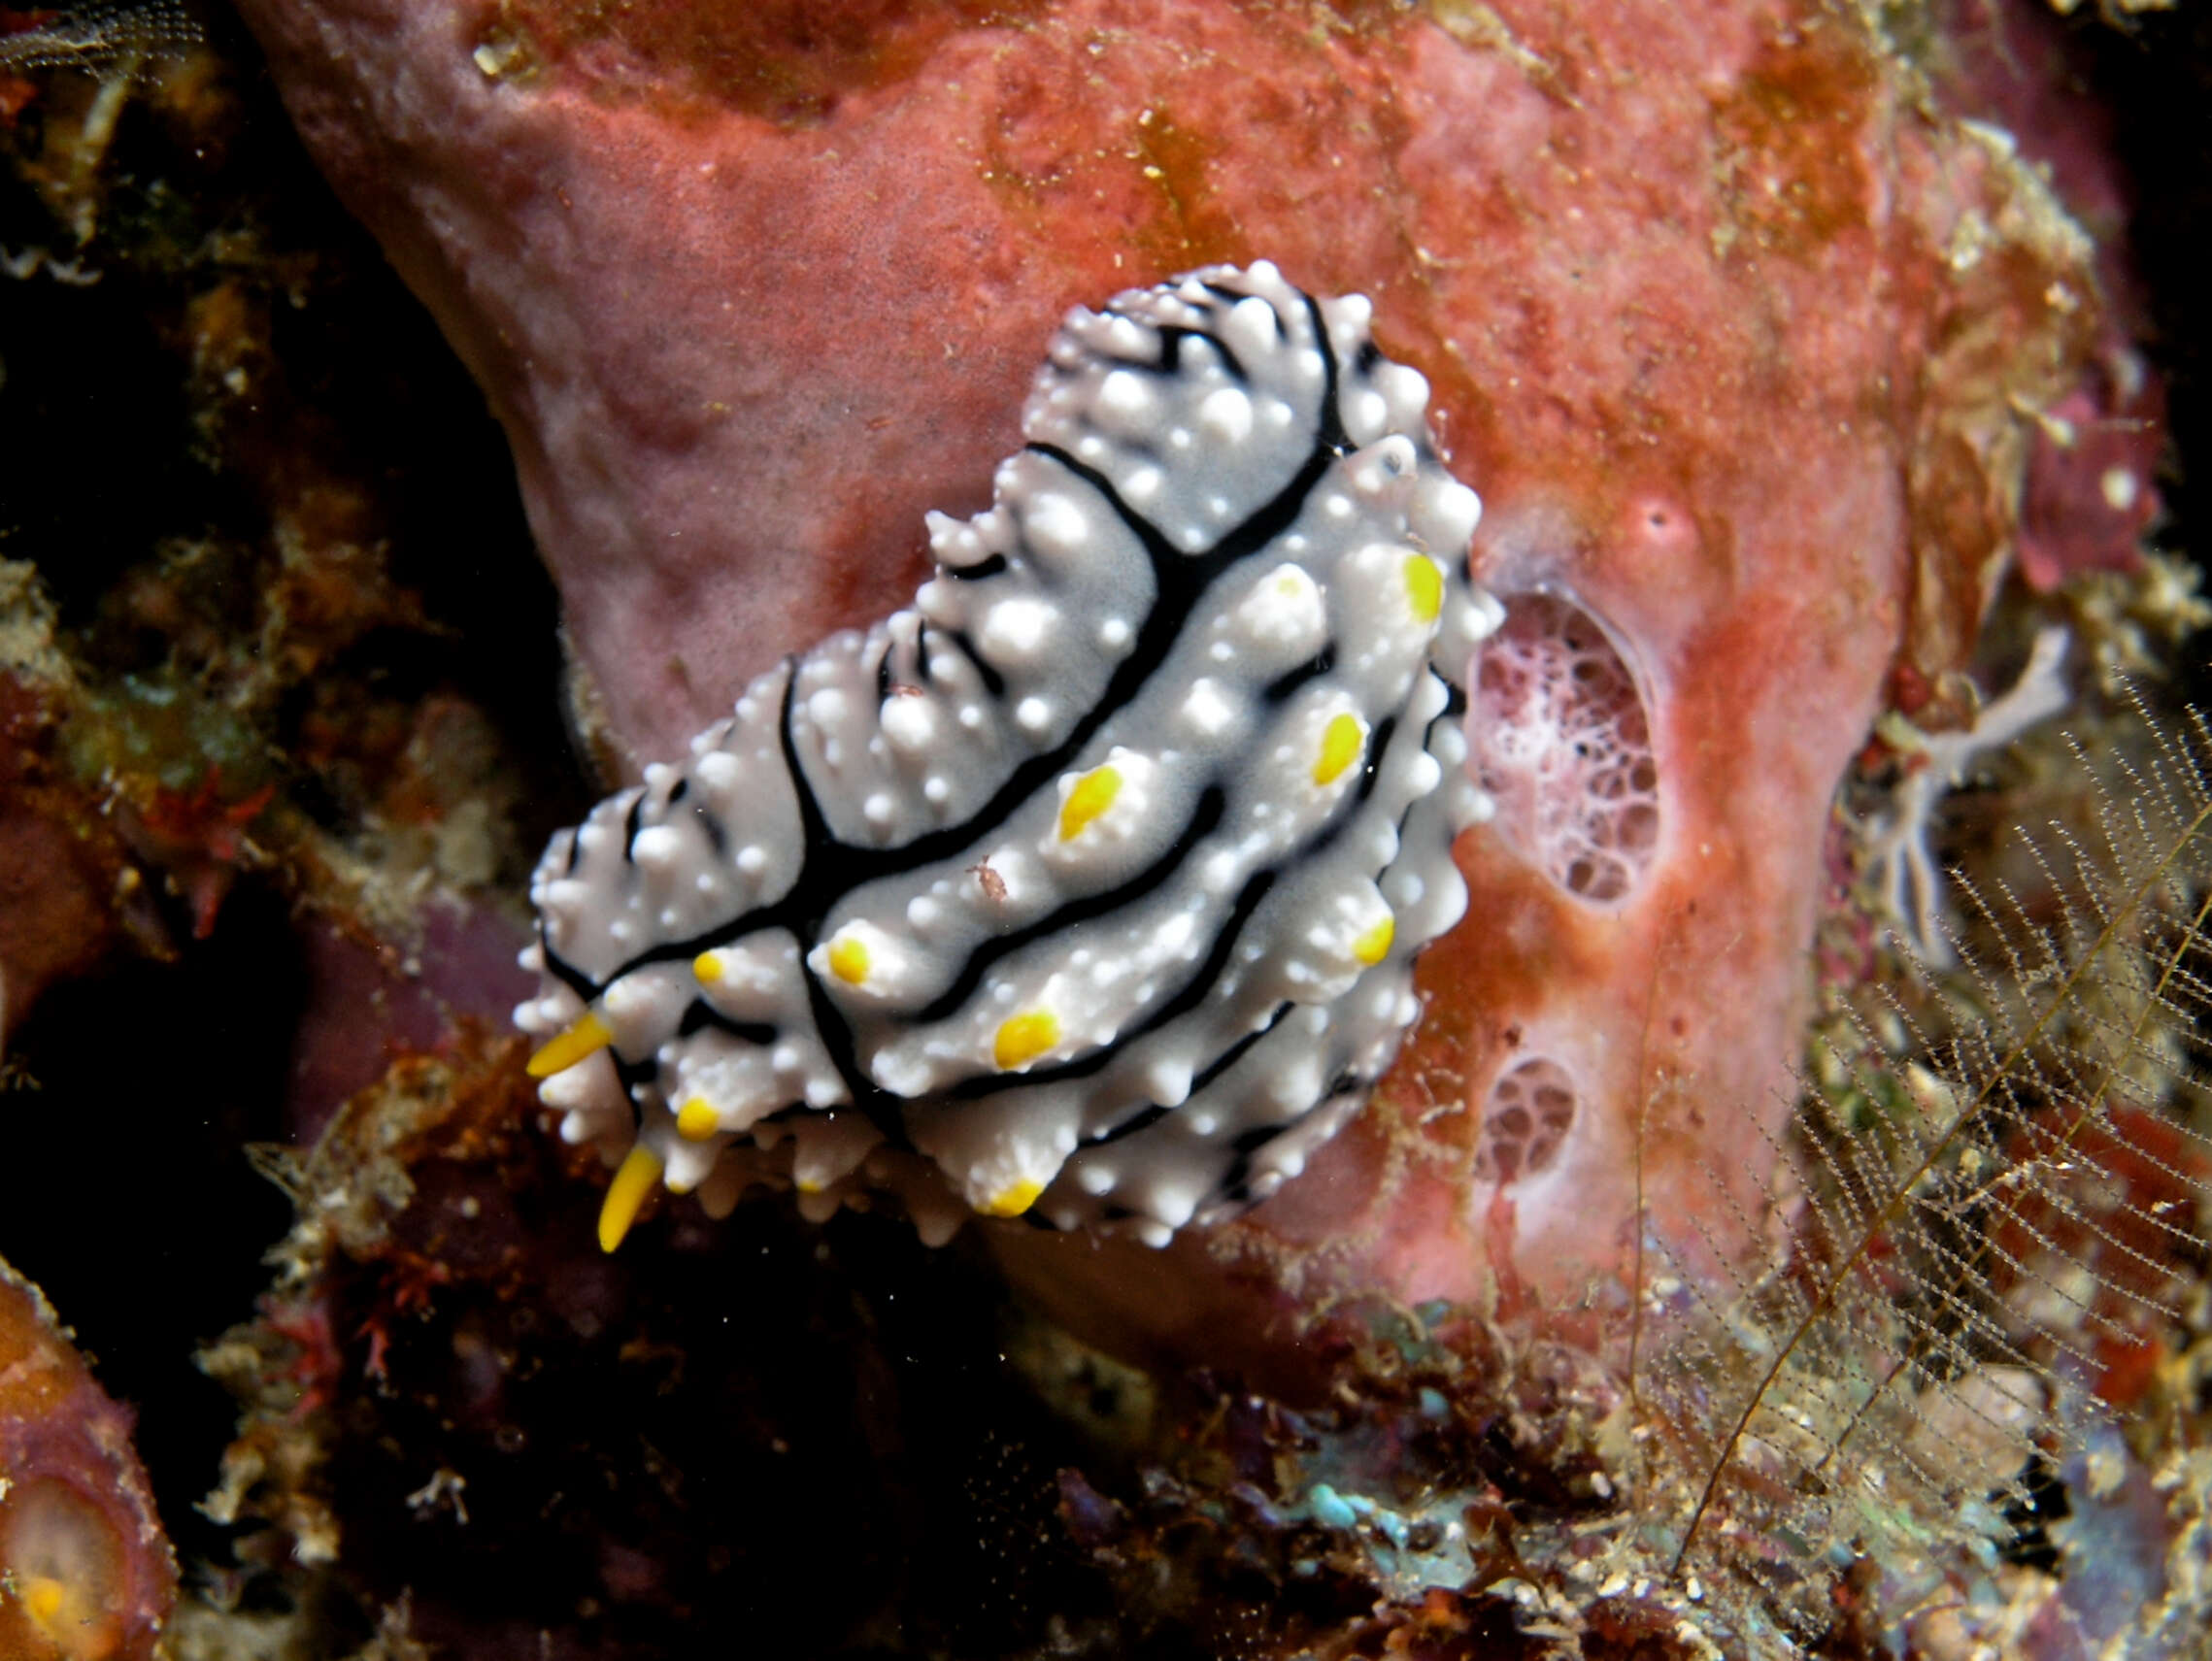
[517, 264, 1498, 1248]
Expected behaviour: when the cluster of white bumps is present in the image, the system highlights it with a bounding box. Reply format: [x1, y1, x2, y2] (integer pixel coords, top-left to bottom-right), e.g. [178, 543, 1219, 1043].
[517, 262, 1498, 1247]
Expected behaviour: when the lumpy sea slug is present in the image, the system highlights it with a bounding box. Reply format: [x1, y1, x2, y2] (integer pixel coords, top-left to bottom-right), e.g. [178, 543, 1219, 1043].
[518, 263, 1496, 1250]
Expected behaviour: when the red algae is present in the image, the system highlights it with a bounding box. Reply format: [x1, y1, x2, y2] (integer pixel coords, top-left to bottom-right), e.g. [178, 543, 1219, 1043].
[0, 1260, 174, 1661]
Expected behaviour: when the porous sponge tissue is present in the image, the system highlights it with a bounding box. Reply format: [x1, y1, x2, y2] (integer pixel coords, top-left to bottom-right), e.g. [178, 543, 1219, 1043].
[516, 263, 1498, 1248]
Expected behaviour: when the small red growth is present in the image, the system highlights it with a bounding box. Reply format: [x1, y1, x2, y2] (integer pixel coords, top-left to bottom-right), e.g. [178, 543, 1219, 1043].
[135, 767, 276, 938]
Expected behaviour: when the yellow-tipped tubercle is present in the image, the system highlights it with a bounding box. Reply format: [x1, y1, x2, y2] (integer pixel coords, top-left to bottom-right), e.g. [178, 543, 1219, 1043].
[1403, 553, 1444, 622]
[1313, 713, 1366, 786]
[827, 933, 871, 985]
[598, 1144, 663, 1252]
[1057, 764, 1123, 841]
[675, 1097, 721, 1142]
[993, 1009, 1060, 1070]
[981, 1179, 1045, 1218]
[1353, 913, 1396, 966]
[527, 1009, 612, 1079]
[693, 951, 723, 983]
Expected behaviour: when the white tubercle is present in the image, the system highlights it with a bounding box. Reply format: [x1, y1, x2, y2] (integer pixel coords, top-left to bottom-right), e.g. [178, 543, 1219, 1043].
[519, 261, 1492, 1250]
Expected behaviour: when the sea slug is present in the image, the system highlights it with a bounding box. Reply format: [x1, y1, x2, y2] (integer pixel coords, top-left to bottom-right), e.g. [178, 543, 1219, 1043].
[515, 263, 1495, 1248]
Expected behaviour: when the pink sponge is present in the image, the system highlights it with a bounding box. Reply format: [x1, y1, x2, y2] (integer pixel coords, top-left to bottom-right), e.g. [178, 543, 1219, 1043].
[1470, 594, 1661, 910]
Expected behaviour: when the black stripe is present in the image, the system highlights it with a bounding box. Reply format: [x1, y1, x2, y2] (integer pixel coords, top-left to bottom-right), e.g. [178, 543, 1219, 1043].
[692, 804, 726, 857]
[677, 1001, 775, 1045]
[944, 702, 1419, 1116]
[912, 786, 1226, 1023]
[940, 628, 1005, 697]
[943, 869, 1276, 1100]
[1263, 646, 1335, 704]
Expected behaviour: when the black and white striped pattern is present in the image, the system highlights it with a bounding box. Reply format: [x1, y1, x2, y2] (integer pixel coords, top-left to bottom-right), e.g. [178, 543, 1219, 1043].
[518, 262, 1494, 1246]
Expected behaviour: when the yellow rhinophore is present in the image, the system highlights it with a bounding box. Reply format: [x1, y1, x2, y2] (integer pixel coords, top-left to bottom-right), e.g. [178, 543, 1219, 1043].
[526, 1009, 612, 1079]
[827, 932, 871, 985]
[1313, 713, 1367, 786]
[1402, 553, 1444, 622]
[598, 1144, 664, 1252]
[675, 1097, 721, 1142]
[1057, 764, 1123, 841]
[1353, 913, 1396, 966]
[993, 1009, 1060, 1070]
[981, 1178, 1045, 1218]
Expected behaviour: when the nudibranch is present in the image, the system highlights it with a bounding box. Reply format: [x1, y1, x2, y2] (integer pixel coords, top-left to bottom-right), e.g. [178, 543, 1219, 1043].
[516, 263, 1495, 1249]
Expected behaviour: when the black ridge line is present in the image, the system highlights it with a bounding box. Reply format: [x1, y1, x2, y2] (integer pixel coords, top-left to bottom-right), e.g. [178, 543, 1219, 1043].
[942, 552, 1008, 581]
[912, 785, 1227, 1023]
[942, 867, 1279, 1101]
[1263, 645, 1335, 705]
[676, 1002, 776, 1045]
[949, 703, 1404, 1112]
[1086, 1100, 1171, 1148]
[620, 789, 645, 864]
[1085, 1000, 1292, 1147]
[539, 284, 1354, 1120]
[1098, 324, 1249, 384]
[1215, 1077, 1370, 1207]
[668, 778, 688, 804]
[1200, 279, 1289, 345]
[939, 628, 1006, 698]
[692, 802, 727, 858]
[1194, 1000, 1294, 1091]
[874, 637, 894, 705]
[542, 935, 594, 1003]
[799, 960, 910, 1146]
[777, 659, 840, 857]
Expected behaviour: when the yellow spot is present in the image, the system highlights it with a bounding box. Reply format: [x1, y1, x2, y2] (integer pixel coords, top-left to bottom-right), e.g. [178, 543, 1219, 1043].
[981, 1179, 1045, 1217]
[827, 932, 871, 984]
[1403, 553, 1443, 622]
[1313, 713, 1366, 786]
[993, 1009, 1060, 1070]
[676, 1097, 721, 1142]
[1353, 913, 1396, 966]
[1057, 764, 1123, 841]
[693, 951, 723, 983]
[526, 1009, 612, 1079]
[598, 1144, 663, 1252]
[22, 1576, 69, 1630]
[795, 1178, 825, 1196]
